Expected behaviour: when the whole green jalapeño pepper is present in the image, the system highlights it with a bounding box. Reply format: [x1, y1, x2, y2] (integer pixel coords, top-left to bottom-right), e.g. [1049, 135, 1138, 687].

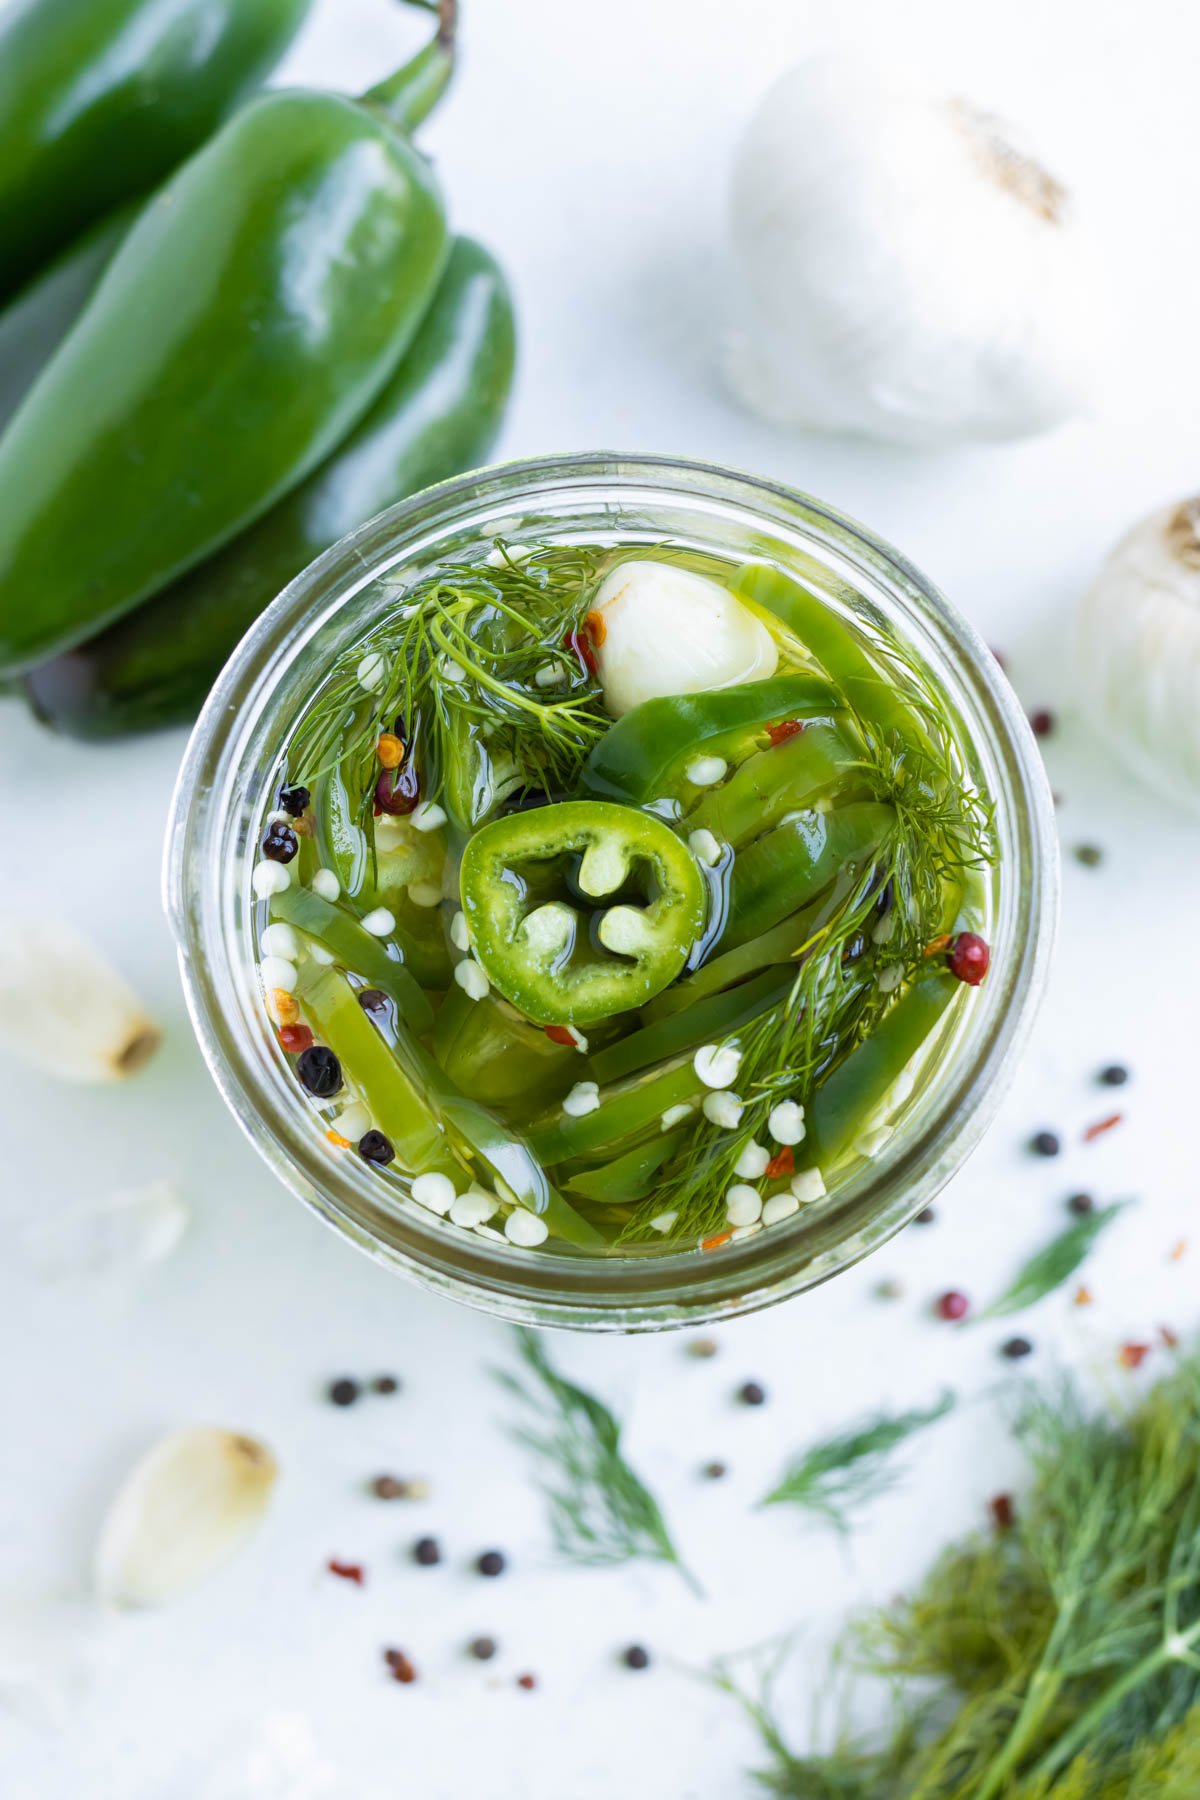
[0, 0, 314, 304]
[0, 18, 451, 674]
[580, 672, 842, 807]
[23, 236, 515, 738]
[460, 801, 707, 1026]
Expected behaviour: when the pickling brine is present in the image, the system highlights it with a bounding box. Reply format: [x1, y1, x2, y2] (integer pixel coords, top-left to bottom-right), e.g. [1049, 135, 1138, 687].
[248, 540, 995, 1257]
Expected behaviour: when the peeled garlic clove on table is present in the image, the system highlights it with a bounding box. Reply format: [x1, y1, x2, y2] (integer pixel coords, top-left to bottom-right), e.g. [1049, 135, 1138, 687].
[95, 1427, 278, 1609]
[0, 915, 161, 1081]
[1076, 497, 1200, 814]
[724, 51, 1105, 447]
[591, 560, 777, 716]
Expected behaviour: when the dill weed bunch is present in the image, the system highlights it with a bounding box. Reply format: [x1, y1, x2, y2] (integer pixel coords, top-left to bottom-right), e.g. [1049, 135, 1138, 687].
[730, 1350, 1200, 1799]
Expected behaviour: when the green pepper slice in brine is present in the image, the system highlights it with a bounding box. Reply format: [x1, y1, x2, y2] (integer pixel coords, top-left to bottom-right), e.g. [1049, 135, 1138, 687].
[460, 801, 706, 1027]
[578, 673, 842, 807]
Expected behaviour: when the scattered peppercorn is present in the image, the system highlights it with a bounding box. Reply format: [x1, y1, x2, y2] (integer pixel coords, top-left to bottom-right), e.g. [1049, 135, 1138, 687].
[1029, 709, 1055, 738]
[413, 1536, 441, 1567]
[1001, 1336, 1034, 1360]
[876, 1277, 905, 1300]
[1067, 1192, 1094, 1216]
[687, 1336, 719, 1359]
[262, 821, 299, 863]
[935, 1290, 970, 1321]
[1099, 1063, 1129, 1086]
[914, 1206, 936, 1225]
[370, 1475, 405, 1499]
[947, 932, 990, 986]
[358, 988, 390, 1015]
[1074, 843, 1104, 868]
[374, 763, 420, 816]
[328, 1377, 360, 1407]
[297, 1045, 342, 1098]
[989, 1493, 1016, 1531]
[383, 1648, 417, 1684]
[469, 1636, 498, 1661]
[738, 1381, 767, 1406]
[371, 1375, 400, 1396]
[327, 1558, 365, 1584]
[622, 1645, 651, 1670]
[278, 784, 311, 817]
[477, 1550, 507, 1577]
[1030, 1130, 1060, 1157]
[278, 1023, 314, 1055]
[516, 1672, 537, 1691]
[702, 1460, 728, 1479]
[358, 1130, 396, 1167]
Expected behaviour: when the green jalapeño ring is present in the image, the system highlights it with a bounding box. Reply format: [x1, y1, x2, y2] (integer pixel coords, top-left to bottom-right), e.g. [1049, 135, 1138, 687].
[165, 454, 1057, 1332]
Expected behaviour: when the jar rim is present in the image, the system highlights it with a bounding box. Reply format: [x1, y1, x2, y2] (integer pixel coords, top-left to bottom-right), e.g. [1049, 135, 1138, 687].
[164, 451, 1058, 1331]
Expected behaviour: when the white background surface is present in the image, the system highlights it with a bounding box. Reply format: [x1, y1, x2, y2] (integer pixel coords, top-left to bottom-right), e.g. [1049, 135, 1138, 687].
[3, 1, 1200, 1794]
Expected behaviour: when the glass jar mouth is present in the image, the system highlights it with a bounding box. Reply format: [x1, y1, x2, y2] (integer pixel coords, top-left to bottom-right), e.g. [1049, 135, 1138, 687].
[164, 452, 1058, 1332]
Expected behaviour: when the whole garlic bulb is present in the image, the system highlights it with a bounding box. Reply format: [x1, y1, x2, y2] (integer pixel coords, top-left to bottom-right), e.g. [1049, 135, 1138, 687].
[1076, 498, 1200, 814]
[724, 52, 1105, 447]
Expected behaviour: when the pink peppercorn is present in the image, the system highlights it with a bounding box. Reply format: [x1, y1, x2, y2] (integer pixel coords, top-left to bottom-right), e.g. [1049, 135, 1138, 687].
[948, 933, 990, 986]
[936, 1290, 970, 1321]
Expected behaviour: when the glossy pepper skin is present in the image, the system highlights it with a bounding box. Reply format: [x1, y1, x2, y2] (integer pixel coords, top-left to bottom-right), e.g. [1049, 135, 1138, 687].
[0, 0, 313, 303]
[23, 237, 515, 737]
[0, 208, 130, 435]
[0, 85, 448, 674]
[460, 801, 707, 1027]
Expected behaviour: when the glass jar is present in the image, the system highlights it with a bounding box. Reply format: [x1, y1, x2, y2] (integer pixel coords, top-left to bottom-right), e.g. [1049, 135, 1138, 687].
[164, 453, 1057, 1332]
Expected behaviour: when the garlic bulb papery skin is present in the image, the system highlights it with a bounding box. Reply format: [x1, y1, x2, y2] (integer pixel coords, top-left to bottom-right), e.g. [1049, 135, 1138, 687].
[724, 52, 1104, 447]
[95, 1427, 278, 1610]
[0, 916, 161, 1081]
[1076, 499, 1200, 815]
[592, 560, 777, 716]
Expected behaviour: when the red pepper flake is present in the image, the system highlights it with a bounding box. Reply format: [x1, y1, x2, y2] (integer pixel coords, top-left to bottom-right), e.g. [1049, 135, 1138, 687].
[327, 1558, 365, 1585]
[1118, 1341, 1152, 1370]
[325, 1129, 352, 1150]
[515, 1672, 538, 1691]
[1074, 1284, 1093, 1307]
[564, 611, 606, 676]
[701, 1230, 734, 1253]
[279, 1023, 314, 1055]
[1160, 1324, 1181, 1350]
[583, 608, 607, 647]
[1171, 1239, 1188, 1263]
[1083, 1112, 1123, 1143]
[765, 1145, 795, 1179]
[544, 1025, 576, 1047]
[989, 1493, 1016, 1532]
[766, 718, 805, 747]
[922, 933, 952, 958]
[383, 1648, 417, 1684]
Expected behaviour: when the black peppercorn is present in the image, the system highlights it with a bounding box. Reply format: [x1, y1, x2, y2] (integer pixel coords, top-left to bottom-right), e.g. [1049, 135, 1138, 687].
[296, 1045, 342, 1097]
[1067, 1192, 1094, 1216]
[262, 822, 299, 863]
[622, 1644, 651, 1670]
[477, 1550, 506, 1577]
[702, 1460, 728, 1480]
[278, 785, 310, 817]
[914, 1206, 936, 1225]
[469, 1636, 497, 1661]
[738, 1381, 766, 1406]
[359, 1130, 395, 1167]
[1030, 1131, 1060, 1157]
[328, 1377, 360, 1407]
[1001, 1336, 1034, 1360]
[371, 1375, 400, 1396]
[413, 1536, 441, 1567]
[1099, 1063, 1129, 1087]
[358, 988, 390, 1015]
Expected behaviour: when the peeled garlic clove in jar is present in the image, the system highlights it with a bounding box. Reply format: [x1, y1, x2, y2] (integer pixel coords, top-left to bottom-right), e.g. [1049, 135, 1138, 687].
[94, 1427, 278, 1609]
[591, 560, 777, 716]
[1076, 497, 1200, 814]
[724, 51, 1106, 447]
[0, 915, 161, 1081]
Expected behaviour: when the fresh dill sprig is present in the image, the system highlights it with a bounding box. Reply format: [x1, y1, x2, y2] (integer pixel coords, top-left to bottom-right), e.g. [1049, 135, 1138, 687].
[727, 1348, 1200, 1799]
[978, 1201, 1130, 1320]
[496, 1327, 701, 1593]
[286, 541, 612, 854]
[759, 1391, 956, 1531]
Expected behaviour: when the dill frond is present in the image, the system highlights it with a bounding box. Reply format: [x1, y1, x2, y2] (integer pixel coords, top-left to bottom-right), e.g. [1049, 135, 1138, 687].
[497, 1327, 700, 1593]
[760, 1391, 956, 1531]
